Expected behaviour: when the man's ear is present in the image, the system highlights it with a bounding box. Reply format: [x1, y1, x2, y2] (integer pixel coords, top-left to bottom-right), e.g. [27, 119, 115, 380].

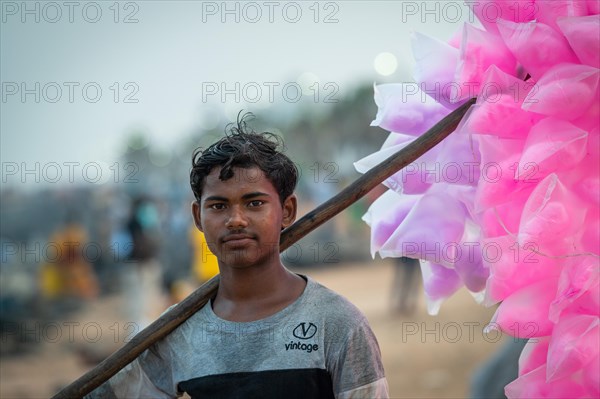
[191, 201, 204, 232]
[281, 194, 297, 229]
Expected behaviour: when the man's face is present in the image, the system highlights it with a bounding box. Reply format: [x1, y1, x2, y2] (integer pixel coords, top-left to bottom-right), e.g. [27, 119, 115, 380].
[192, 166, 296, 270]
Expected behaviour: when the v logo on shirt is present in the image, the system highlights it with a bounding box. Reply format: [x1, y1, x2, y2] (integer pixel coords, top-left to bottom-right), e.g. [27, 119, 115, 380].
[293, 322, 317, 339]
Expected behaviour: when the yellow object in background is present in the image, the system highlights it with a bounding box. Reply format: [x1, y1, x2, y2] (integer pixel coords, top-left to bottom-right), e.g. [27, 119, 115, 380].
[40, 262, 63, 298]
[189, 227, 219, 283]
[46, 223, 99, 299]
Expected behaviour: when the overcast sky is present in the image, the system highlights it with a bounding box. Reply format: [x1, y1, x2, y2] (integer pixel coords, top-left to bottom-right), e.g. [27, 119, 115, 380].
[1, 1, 473, 187]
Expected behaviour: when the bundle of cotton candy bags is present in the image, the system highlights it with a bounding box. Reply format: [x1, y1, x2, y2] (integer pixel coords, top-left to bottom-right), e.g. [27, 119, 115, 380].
[355, 1, 599, 397]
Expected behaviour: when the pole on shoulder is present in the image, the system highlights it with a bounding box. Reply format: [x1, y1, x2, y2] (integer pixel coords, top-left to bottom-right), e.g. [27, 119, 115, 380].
[52, 98, 475, 399]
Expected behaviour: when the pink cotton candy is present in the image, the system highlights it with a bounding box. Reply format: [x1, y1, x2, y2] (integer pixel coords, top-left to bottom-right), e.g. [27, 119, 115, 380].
[474, 135, 535, 212]
[361, 189, 420, 258]
[356, 127, 481, 194]
[535, 0, 590, 33]
[585, 127, 599, 167]
[453, 240, 488, 293]
[581, 207, 600, 255]
[467, 0, 536, 35]
[421, 262, 462, 299]
[354, 134, 438, 194]
[391, 142, 442, 194]
[560, 130, 600, 205]
[465, 66, 544, 139]
[443, 185, 478, 220]
[519, 337, 551, 376]
[430, 130, 481, 187]
[583, 353, 600, 397]
[477, 64, 533, 104]
[371, 83, 451, 135]
[420, 261, 463, 315]
[417, 218, 487, 293]
[588, 0, 600, 14]
[467, 96, 542, 139]
[476, 193, 530, 239]
[447, 25, 463, 49]
[519, 117, 588, 180]
[489, 279, 557, 338]
[573, 99, 600, 131]
[411, 32, 464, 109]
[546, 314, 599, 381]
[518, 174, 587, 257]
[483, 234, 561, 304]
[557, 15, 600, 68]
[357, 7, 600, 394]
[454, 24, 518, 102]
[549, 257, 600, 322]
[562, 283, 600, 319]
[379, 189, 467, 266]
[505, 363, 588, 399]
[496, 19, 579, 81]
[523, 63, 600, 121]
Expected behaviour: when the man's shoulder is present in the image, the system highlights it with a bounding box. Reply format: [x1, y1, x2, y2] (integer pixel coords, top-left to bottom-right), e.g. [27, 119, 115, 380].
[302, 276, 370, 326]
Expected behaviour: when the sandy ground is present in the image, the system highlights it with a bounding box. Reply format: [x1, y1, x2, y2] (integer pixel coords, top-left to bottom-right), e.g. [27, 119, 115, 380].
[0, 259, 504, 398]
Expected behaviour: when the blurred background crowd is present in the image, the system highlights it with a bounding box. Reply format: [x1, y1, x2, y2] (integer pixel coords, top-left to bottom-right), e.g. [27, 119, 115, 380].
[0, 84, 384, 353]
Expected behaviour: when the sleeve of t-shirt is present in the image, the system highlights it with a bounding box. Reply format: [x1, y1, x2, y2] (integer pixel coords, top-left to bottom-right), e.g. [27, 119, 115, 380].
[83, 341, 179, 399]
[328, 318, 389, 399]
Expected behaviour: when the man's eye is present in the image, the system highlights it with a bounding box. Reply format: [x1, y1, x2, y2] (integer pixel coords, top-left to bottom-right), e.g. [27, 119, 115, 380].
[210, 203, 226, 210]
[248, 200, 263, 207]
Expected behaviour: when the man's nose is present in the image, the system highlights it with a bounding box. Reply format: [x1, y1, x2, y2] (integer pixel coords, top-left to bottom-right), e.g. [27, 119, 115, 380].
[226, 206, 248, 229]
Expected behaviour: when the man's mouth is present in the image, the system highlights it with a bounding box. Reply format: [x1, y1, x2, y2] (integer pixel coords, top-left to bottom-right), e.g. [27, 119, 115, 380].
[222, 233, 255, 245]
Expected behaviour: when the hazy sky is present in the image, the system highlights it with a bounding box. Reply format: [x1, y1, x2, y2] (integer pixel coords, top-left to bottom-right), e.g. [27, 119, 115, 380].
[1, 1, 473, 187]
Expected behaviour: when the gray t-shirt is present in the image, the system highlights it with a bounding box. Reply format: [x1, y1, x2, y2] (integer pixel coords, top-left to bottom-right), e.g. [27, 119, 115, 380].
[87, 275, 388, 398]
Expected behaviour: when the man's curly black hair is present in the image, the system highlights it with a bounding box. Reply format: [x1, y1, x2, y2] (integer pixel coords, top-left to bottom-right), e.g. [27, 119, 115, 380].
[190, 112, 299, 205]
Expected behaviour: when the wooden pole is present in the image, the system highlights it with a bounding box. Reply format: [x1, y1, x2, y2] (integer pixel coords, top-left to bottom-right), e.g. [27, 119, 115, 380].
[52, 98, 475, 399]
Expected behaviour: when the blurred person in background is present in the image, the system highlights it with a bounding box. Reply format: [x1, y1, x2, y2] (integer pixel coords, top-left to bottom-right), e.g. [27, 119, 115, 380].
[124, 196, 166, 329]
[41, 213, 99, 302]
[390, 256, 421, 315]
[470, 338, 528, 399]
[168, 227, 219, 303]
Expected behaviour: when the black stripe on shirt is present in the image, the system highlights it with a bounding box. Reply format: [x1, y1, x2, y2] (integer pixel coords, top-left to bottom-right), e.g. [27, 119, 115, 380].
[178, 368, 335, 399]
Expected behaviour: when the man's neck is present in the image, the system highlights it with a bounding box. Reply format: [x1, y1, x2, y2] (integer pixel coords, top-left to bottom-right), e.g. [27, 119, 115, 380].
[212, 259, 306, 322]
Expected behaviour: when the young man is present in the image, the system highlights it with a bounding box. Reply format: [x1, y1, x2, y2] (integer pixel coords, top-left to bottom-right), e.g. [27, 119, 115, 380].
[86, 115, 389, 398]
